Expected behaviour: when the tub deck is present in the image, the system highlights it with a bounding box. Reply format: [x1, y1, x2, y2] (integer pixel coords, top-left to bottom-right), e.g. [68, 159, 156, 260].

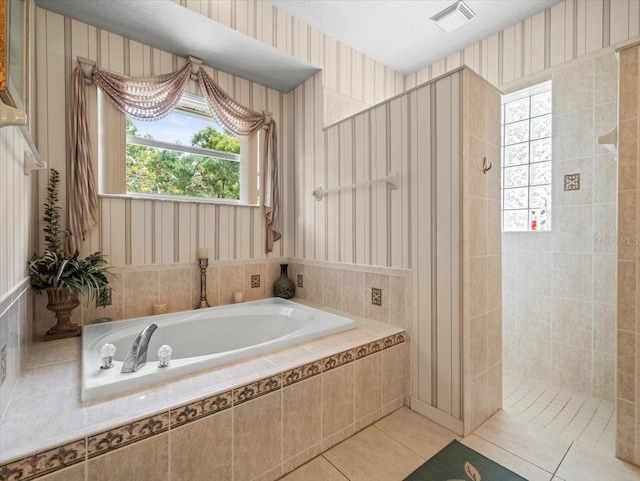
[0, 299, 407, 475]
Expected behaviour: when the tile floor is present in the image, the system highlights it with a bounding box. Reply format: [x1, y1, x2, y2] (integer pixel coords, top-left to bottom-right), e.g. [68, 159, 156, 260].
[503, 371, 616, 453]
[281, 406, 640, 481]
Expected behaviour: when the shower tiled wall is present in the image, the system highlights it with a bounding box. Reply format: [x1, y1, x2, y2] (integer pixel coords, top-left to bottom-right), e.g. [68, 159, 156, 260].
[502, 52, 618, 401]
[616, 41, 640, 466]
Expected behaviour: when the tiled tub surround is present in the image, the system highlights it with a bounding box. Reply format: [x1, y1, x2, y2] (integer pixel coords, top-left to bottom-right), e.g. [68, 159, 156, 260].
[33, 259, 289, 336]
[0, 303, 407, 481]
[0, 280, 32, 420]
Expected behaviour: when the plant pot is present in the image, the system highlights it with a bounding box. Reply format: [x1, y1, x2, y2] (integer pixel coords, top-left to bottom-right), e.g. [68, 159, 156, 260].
[45, 287, 81, 341]
[273, 264, 296, 299]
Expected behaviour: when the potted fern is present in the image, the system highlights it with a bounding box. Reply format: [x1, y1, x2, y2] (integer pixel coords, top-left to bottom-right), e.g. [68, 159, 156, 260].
[28, 169, 112, 340]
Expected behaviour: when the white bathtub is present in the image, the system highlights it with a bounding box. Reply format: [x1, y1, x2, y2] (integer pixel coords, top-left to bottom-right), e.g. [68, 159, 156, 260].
[81, 298, 356, 401]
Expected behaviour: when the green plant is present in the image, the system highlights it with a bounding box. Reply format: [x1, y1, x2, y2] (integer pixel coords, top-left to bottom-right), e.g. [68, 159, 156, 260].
[28, 169, 112, 301]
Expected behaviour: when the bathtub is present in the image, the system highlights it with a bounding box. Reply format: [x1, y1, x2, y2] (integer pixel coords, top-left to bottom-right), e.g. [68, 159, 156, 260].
[81, 298, 356, 401]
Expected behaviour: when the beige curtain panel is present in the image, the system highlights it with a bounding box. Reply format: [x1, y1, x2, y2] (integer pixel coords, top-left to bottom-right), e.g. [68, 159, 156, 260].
[68, 59, 281, 255]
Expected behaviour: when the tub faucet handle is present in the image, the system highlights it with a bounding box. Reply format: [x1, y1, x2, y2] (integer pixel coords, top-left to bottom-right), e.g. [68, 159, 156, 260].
[99, 343, 116, 369]
[157, 345, 172, 368]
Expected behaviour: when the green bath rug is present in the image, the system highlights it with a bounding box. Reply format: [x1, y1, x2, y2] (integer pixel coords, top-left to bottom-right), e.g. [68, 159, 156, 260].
[404, 440, 528, 481]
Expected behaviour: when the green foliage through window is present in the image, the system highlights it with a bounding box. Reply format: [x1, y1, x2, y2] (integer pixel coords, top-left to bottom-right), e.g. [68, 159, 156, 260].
[125, 117, 241, 200]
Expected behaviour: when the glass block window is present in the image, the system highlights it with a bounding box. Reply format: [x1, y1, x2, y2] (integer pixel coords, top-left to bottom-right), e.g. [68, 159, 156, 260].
[501, 81, 552, 232]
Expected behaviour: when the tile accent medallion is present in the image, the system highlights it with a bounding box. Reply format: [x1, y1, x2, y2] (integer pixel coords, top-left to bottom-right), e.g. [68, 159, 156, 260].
[251, 275, 261, 288]
[563, 173, 580, 191]
[371, 288, 382, 306]
[297, 274, 304, 288]
[0, 332, 406, 481]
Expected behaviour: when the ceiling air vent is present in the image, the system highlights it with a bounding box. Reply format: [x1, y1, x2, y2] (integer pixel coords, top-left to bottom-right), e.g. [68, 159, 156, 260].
[430, 1, 475, 33]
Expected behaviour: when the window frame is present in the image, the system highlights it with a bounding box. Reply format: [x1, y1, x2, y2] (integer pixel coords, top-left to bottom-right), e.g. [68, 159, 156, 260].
[98, 91, 260, 207]
[501, 80, 552, 233]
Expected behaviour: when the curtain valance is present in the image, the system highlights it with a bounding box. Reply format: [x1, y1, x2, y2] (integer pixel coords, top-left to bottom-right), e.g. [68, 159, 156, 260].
[68, 59, 281, 254]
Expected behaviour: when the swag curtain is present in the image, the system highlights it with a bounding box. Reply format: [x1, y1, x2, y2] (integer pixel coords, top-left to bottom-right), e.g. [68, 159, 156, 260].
[68, 60, 281, 254]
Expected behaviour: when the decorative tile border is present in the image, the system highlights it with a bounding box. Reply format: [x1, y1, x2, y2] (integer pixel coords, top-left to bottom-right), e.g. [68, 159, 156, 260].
[321, 349, 355, 372]
[87, 412, 170, 458]
[355, 340, 384, 359]
[0, 439, 85, 481]
[282, 360, 322, 387]
[0, 332, 405, 480]
[233, 374, 282, 406]
[170, 391, 233, 428]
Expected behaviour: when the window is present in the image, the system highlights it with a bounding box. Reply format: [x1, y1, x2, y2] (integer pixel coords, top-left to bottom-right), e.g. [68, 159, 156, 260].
[501, 81, 552, 232]
[124, 93, 249, 202]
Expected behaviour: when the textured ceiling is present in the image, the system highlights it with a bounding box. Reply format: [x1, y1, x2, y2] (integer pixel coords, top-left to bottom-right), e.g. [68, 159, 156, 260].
[269, 0, 561, 75]
[35, 0, 320, 93]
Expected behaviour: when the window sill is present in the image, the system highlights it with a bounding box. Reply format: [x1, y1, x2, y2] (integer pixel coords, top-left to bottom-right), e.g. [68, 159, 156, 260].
[98, 192, 260, 208]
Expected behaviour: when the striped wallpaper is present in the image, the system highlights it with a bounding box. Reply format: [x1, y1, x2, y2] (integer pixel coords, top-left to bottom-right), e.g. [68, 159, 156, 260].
[34, 8, 293, 265]
[179, 0, 406, 107]
[406, 0, 640, 90]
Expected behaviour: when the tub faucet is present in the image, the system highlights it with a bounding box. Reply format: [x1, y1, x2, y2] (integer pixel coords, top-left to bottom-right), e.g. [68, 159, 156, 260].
[121, 323, 158, 373]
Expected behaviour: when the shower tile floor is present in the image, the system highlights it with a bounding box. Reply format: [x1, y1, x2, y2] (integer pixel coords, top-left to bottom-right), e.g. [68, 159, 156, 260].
[503, 370, 616, 453]
[281, 385, 638, 481]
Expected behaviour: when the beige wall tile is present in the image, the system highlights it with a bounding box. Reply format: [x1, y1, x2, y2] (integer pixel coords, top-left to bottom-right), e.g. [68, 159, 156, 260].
[551, 205, 594, 253]
[322, 363, 355, 439]
[516, 335, 551, 380]
[487, 363, 502, 414]
[594, 254, 617, 305]
[593, 53, 618, 107]
[593, 303, 617, 354]
[170, 410, 232, 481]
[123, 270, 159, 319]
[355, 353, 382, 421]
[618, 330, 637, 402]
[618, 261, 637, 331]
[364, 272, 389, 322]
[469, 314, 488, 378]
[283, 376, 322, 462]
[516, 293, 551, 340]
[551, 343, 592, 393]
[593, 352, 615, 402]
[245, 263, 267, 301]
[219, 265, 244, 305]
[487, 309, 502, 368]
[159, 268, 192, 312]
[233, 391, 282, 481]
[486, 88, 501, 148]
[467, 136, 487, 198]
[619, 48, 638, 122]
[83, 274, 124, 323]
[342, 269, 365, 317]
[323, 267, 344, 311]
[516, 251, 551, 296]
[469, 257, 488, 318]
[307, 265, 324, 304]
[487, 255, 501, 311]
[616, 398, 636, 462]
[487, 199, 501, 255]
[383, 344, 407, 406]
[593, 204, 617, 255]
[289, 263, 307, 300]
[38, 465, 85, 481]
[466, 72, 487, 140]
[551, 253, 593, 301]
[594, 153, 619, 204]
[466, 197, 488, 258]
[594, 103, 618, 155]
[468, 372, 488, 432]
[553, 59, 594, 115]
[388, 275, 407, 330]
[551, 298, 593, 349]
[618, 191, 637, 261]
[552, 110, 594, 161]
[87, 434, 168, 481]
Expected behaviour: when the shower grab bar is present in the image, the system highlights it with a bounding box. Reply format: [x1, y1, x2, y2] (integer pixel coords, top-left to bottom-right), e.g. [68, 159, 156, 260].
[312, 171, 399, 201]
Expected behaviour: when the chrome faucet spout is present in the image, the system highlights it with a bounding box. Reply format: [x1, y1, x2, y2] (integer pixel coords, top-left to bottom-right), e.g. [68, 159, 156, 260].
[121, 323, 158, 373]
